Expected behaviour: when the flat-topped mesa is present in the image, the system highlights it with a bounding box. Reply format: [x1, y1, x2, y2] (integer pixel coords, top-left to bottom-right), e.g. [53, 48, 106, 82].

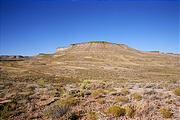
[56, 41, 129, 52]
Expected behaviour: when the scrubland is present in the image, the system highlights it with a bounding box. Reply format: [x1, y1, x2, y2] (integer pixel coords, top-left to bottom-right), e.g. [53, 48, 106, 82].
[0, 42, 180, 119]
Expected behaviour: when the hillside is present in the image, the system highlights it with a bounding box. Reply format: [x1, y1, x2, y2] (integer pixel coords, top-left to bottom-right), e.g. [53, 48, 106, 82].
[1, 41, 180, 82]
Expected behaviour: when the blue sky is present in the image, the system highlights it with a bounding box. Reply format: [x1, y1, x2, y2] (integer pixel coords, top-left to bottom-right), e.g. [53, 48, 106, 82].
[0, 0, 179, 56]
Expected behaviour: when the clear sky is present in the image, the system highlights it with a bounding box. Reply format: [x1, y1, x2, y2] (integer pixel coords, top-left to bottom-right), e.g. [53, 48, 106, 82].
[0, 0, 179, 56]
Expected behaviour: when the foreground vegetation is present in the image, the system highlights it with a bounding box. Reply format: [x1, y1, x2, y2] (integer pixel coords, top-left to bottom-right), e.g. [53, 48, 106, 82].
[0, 78, 179, 120]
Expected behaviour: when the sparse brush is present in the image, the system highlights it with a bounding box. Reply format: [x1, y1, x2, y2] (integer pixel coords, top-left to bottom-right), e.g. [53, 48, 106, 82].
[131, 93, 142, 101]
[50, 91, 58, 97]
[107, 87, 117, 93]
[115, 96, 128, 102]
[168, 80, 177, 84]
[173, 88, 180, 96]
[160, 108, 172, 118]
[37, 78, 47, 86]
[107, 105, 125, 116]
[123, 105, 135, 118]
[121, 88, 130, 95]
[158, 92, 163, 97]
[56, 95, 77, 106]
[25, 88, 34, 95]
[91, 88, 105, 98]
[51, 105, 70, 118]
[87, 111, 99, 120]
[43, 103, 70, 118]
[80, 80, 91, 89]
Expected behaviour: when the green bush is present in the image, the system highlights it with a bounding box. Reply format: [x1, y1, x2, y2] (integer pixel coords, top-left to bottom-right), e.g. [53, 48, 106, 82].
[107, 105, 125, 116]
[160, 108, 172, 118]
[173, 89, 180, 96]
[91, 88, 105, 98]
[131, 93, 142, 101]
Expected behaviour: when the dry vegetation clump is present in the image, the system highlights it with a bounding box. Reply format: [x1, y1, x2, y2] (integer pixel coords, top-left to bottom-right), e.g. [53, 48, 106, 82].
[87, 111, 99, 120]
[123, 105, 135, 118]
[115, 96, 128, 103]
[131, 93, 142, 101]
[37, 78, 47, 86]
[25, 88, 34, 95]
[80, 80, 91, 89]
[159, 108, 173, 118]
[91, 88, 106, 98]
[121, 88, 130, 95]
[172, 88, 180, 96]
[43, 103, 74, 119]
[56, 95, 77, 106]
[168, 80, 177, 84]
[107, 87, 117, 93]
[107, 105, 125, 116]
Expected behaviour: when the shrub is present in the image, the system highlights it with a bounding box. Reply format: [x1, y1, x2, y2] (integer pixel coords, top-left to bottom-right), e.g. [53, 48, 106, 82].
[169, 80, 177, 84]
[25, 88, 34, 95]
[87, 111, 98, 120]
[107, 87, 117, 93]
[50, 91, 58, 97]
[37, 78, 47, 86]
[51, 105, 70, 118]
[80, 80, 91, 89]
[107, 105, 125, 116]
[56, 96, 77, 106]
[56, 87, 66, 95]
[115, 96, 128, 102]
[123, 105, 135, 118]
[173, 89, 180, 96]
[121, 88, 129, 95]
[160, 108, 172, 118]
[91, 88, 105, 98]
[43, 104, 70, 118]
[131, 93, 142, 101]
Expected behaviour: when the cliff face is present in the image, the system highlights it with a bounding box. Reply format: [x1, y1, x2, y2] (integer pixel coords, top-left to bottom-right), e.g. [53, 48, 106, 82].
[57, 47, 70, 52]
